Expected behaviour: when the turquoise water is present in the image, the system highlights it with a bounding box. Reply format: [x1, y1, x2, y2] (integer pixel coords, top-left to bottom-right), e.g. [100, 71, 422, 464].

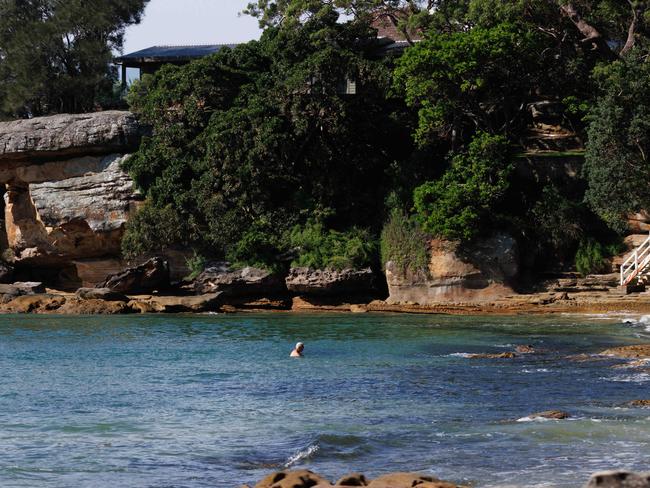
[1, 313, 649, 488]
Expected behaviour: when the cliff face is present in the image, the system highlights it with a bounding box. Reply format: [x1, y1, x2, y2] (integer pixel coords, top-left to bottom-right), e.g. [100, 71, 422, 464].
[0, 111, 143, 288]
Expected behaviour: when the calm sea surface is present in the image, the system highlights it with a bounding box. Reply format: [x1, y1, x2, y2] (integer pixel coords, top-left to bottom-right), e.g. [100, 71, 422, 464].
[1, 313, 649, 488]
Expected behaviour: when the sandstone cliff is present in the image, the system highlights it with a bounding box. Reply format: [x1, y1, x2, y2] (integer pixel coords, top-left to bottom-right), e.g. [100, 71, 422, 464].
[0, 111, 144, 288]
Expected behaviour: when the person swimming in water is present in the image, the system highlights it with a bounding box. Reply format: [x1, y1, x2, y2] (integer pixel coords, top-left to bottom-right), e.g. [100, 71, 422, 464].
[290, 342, 304, 357]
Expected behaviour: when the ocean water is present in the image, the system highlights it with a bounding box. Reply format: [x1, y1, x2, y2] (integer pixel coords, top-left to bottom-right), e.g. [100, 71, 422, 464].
[0, 313, 649, 488]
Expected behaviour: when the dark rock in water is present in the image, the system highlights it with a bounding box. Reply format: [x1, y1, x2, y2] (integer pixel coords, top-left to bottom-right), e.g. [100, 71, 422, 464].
[628, 400, 650, 408]
[0, 262, 14, 284]
[76, 287, 128, 302]
[600, 344, 650, 359]
[336, 473, 368, 486]
[99, 257, 169, 294]
[194, 262, 286, 297]
[467, 352, 517, 359]
[584, 470, 650, 488]
[254, 469, 331, 488]
[528, 410, 570, 420]
[285, 267, 376, 297]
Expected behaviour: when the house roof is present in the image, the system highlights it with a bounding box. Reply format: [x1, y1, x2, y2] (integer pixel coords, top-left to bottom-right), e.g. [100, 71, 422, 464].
[114, 44, 238, 64]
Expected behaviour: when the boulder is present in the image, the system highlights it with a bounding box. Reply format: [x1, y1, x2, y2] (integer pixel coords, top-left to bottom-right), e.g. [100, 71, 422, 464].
[366, 473, 459, 488]
[0, 281, 45, 295]
[467, 352, 517, 359]
[56, 298, 132, 315]
[3, 294, 66, 313]
[99, 257, 170, 294]
[515, 345, 536, 354]
[386, 233, 518, 304]
[255, 470, 331, 488]
[528, 410, 570, 420]
[584, 471, 650, 488]
[194, 262, 286, 297]
[285, 267, 376, 297]
[129, 292, 222, 313]
[0, 111, 141, 162]
[600, 345, 650, 359]
[335, 473, 368, 486]
[76, 287, 128, 302]
[628, 400, 650, 408]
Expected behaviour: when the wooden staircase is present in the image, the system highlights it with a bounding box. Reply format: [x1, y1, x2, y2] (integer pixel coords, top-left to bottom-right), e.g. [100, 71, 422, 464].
[620, 232, 650, 286]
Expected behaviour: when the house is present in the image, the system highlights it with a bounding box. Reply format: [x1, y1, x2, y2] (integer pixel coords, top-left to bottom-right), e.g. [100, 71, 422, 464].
[114, 44, 236, 89]
[114, 11, 420, 90]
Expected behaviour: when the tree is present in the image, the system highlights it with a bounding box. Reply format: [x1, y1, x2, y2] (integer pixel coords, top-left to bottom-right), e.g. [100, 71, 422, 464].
[0, 0, 148, 117]
[583, 55, 650, 233]
[123, 8, 408, 267]
[413, 132, 511, 241]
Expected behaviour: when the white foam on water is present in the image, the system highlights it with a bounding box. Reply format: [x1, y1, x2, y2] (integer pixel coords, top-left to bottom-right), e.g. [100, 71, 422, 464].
[522, 368, 550, 373]
[447, 353, 472, 358]
[516, 416, 551, 423]
[604, 373, 650, 383]
[283, 444, 319, 468]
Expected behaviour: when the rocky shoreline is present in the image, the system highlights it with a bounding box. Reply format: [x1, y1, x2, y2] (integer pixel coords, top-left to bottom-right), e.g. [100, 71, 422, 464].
[243, 469, 650, 488]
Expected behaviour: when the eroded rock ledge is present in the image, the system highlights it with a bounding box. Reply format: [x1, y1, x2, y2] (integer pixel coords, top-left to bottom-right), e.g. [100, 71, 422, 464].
[0, 111, 146, 288]
[0, 111, 142, 162]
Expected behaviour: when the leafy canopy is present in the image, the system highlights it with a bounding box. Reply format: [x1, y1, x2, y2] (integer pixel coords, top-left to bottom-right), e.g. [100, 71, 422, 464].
[0, 0, 148, 117]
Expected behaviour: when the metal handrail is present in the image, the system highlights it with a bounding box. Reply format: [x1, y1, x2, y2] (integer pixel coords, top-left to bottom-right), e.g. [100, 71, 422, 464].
[620, 232, 650, 286]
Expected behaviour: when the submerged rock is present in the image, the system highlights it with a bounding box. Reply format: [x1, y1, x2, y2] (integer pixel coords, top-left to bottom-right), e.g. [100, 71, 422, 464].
[467, 352, 517, 359]
[194, 262, 286, 297]
[628, 400, 650, 408]
[584, 470, 650, 488]
[285, 267, 376, 297]
[527, 410, 570, 420]
[99, 257, 170, 294]
[600, 345, 650, 359]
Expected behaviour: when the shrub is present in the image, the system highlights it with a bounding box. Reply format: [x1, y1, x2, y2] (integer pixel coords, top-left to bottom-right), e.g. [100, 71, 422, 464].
[413, 132, 511, 242]
[575, 239, 611, 276]
[121, 203, 185, 259]
[289, 221, 376, 270]
[380, 209, 430, 276]
[184, 251, 207, 281]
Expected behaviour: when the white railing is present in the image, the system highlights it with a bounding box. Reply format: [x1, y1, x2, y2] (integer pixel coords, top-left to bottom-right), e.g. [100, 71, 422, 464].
[620, 232, 650, 286]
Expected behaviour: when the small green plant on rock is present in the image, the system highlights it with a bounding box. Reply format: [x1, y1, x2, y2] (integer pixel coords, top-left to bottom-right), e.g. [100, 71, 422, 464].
[380, 209, 430, 277]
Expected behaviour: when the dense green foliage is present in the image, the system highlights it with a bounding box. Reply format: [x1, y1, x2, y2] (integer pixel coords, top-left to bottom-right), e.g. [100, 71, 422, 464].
[574, 238, 624, 276]
[290, 222, 376, 270]
[380, 209, 430, 276]
[0, 0, 148, 117]
[584, 56, 650, 234]
[121, 0, 650, 276]
[413, 132, 511, 241]
[123, 9, 408, 269]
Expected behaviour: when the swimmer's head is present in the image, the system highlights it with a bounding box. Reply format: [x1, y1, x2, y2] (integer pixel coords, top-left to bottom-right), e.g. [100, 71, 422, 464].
[295, 342, 304, 352]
